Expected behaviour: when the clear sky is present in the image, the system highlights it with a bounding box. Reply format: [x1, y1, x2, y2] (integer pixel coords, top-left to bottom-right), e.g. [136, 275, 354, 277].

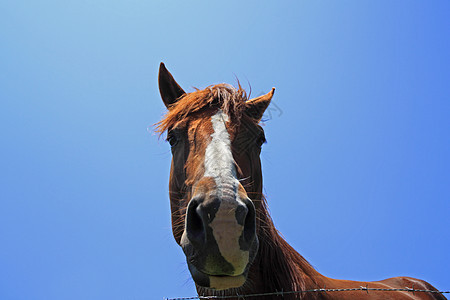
[0, 1, 449, 299]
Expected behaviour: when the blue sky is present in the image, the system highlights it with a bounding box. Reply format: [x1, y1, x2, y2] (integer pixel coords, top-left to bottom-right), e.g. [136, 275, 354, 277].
[0, 1, 449, 299]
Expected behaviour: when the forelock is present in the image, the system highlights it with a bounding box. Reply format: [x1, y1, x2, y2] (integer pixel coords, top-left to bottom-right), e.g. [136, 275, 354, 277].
[155, 84, 248, 134]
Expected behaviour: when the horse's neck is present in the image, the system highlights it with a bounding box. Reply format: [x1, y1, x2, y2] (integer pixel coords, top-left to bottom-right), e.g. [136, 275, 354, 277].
[246, 202, 327, 297]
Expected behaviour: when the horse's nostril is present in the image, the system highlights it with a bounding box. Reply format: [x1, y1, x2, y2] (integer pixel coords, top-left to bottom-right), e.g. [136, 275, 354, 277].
[186, 198, 205, 246]
[235, 204, 249, 226]
[242, 199, 256, 246]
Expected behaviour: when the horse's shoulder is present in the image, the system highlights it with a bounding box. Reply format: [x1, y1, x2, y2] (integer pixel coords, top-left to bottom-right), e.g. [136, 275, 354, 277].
[378, 276, 445, 300]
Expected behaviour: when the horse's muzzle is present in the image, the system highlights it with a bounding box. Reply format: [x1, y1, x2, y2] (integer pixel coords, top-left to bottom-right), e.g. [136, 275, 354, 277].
[180, 192, 258, 289]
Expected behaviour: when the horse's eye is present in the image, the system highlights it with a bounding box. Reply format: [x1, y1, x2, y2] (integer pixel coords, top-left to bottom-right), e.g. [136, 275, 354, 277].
[167, 133, 178, 147]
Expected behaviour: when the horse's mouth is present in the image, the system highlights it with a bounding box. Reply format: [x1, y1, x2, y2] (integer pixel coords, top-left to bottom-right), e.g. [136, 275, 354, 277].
[187, 261, 247, 290]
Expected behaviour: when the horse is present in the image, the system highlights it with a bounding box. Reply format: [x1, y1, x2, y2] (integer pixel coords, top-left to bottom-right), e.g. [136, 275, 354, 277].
[155, 63, 445, 300]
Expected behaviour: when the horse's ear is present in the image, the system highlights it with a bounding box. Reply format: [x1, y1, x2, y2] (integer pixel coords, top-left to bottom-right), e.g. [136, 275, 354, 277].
[158, 62, 186, 108]
[245, 88, 275, 121]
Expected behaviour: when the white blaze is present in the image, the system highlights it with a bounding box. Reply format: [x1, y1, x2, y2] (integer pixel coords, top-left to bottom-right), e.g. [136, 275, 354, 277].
[204, 110, 238, 192]
[204, 110, 249, 274]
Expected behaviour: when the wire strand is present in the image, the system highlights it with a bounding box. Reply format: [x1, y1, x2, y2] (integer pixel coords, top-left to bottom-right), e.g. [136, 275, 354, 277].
[164, 286, 450, 300]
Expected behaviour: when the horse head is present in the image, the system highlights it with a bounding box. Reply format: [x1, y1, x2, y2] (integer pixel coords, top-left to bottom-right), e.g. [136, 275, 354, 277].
[156, 63, 274, 290]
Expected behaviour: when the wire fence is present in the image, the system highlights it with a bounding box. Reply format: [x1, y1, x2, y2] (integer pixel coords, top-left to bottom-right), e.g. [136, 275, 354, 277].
[164, 286, 450, 300]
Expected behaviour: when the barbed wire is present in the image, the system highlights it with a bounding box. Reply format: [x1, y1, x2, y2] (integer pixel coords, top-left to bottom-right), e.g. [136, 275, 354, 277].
[164, 286, 450, 300]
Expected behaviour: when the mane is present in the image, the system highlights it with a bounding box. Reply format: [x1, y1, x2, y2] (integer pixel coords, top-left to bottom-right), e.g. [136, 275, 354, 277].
[255, 196, 319, 298]
[155, 83, 249, 134]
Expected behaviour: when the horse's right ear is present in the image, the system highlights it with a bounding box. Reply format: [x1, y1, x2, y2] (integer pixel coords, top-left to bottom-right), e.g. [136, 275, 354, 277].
[158, 62, 186, 108]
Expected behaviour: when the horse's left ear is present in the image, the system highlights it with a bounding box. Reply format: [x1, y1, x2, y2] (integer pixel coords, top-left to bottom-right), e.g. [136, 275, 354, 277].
[158, 62, 186, 108]
[245, 88, 275, 121]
